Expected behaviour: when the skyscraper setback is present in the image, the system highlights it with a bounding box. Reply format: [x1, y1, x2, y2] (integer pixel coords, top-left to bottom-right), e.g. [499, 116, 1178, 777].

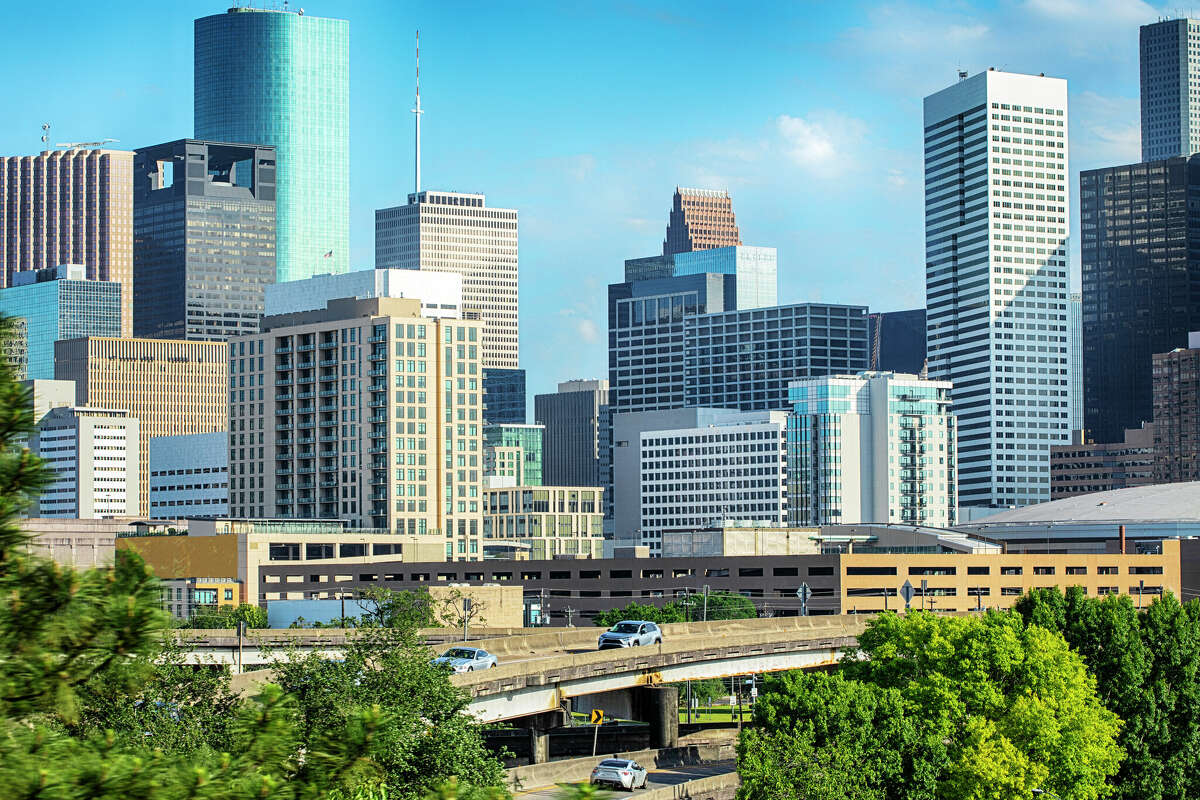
[923, 70, 1071, 509]
[194, 7, 349, 282]
[1140, 18, 1200, 161]
[663, 187, 741, 256]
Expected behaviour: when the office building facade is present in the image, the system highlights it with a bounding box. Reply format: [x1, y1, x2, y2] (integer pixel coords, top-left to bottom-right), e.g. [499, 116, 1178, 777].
[265, 268, 463, 319]
[612, 408, 789, 555]
[1141, 18, 1200, 161]
[0, 148, 133, 335]
[0, 265, 121, 380]
[33, 406, 139, 518]
[483, 367, 526, 424]
[1068, 292, 1082, 433]
[482, 485, 603, 560]
[869, 308, 927, 375]
[133, 139, 276, 341]
[674, 245, 778, 309]
[684, 303, 870, 410]
[1049, 425, 1155, 500]
[663, 187, 741, 256]
[484, 423, 543, 486]
[1152, 337, 1200, 483]
[534, 379, 609, 487]
[1080, 155, 1200, 442]
[228, 297, 485, 559]
[787, 372, 956, 527]
[149, 432, 230, 519]
[924, 70, 1071, 509]
[375, 190, 519, 370]
[54, 337, 229, 516]
[194, 7, 349, 281]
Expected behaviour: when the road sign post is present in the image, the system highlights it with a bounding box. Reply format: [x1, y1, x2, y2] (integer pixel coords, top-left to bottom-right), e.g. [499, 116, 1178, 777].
[590, 708, 605, 756]
[796, 582, 812, 616]
[900, 580, 914, 611]
[920, 579, 928, 611]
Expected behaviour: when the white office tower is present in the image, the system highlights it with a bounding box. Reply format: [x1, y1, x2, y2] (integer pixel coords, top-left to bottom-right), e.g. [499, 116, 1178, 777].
[34, 406, 139, 518]
[1141, 18, 1200, 161]
[265, 268, 463, 319]
[923, 70, 1070, 510]
[375, 191, 518, 369]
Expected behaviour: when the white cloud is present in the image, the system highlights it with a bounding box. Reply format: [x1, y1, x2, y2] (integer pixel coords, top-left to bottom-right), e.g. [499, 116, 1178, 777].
[1071, 90, 1141, 170]
[776, 111, 868, 178]
[576, 318, 599, 343]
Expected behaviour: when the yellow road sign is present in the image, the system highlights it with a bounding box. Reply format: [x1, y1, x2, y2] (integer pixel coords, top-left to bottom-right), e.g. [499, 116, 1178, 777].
[589, 709, 605, 725]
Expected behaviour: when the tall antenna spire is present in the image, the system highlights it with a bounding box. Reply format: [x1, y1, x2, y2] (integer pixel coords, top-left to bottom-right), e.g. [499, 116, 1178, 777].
[412, 29, 423, 196]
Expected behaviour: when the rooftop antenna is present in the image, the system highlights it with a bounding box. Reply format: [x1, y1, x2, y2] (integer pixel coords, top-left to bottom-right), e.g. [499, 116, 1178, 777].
[413, 29, 423, 196]
[40, 123, 50, 150]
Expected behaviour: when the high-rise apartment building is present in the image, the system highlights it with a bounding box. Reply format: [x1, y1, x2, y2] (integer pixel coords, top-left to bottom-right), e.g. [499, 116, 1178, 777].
[1079, 156, 1200, 442]
[375, 191, 519, 370]
[54, 337, 228, 516]
[924, 70, 1071, 509]
[534, 379, 609, 487]
[194, 7, 349, 281]
[663, 187, 741, 256]
[1152, 334, 1200, 483]
[0, 148, 133, 335]
[228, 297, 484, 560]
[612, 408, 788, 555]
[787, 372, 956, 527]
[483, 423, 543, 486]
[869, 309, 927, 375]
[684, 303, 870, 410]
[133, 139, 276, 341]
[1140, 18, 1200, 161]
[33, 406, 139, 519]
[0, 265, 121, 380]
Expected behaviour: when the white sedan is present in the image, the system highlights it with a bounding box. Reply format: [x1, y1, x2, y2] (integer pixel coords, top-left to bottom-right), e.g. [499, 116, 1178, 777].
[430, 646, 498, 672]
[590, 758, 649, 791]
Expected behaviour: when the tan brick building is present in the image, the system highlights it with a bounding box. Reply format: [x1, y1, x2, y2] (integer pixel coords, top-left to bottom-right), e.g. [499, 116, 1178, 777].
[54, 337, 228, 515]
[662, 187, 741, 256]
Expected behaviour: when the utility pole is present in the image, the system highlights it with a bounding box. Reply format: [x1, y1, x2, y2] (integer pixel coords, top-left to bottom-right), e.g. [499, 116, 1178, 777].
[462, 597, 472, 641]
[564, 606, 577, 627]
[1139, 579, 1145, 610]
[703, 584, 710, 622]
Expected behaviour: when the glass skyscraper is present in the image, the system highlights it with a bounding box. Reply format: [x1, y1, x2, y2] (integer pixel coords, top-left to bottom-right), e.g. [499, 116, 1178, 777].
[673, 246, 778, 309]
[194, 7, 349, 282]
[1140, 18, 1200, 161]
[0, 265, 121, 380]
[134, 140, 276, 341]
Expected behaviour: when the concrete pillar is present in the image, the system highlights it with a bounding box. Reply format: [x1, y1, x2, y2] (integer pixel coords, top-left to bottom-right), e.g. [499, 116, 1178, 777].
[632, 685, 679, 749]
[529, 728, 550, 764]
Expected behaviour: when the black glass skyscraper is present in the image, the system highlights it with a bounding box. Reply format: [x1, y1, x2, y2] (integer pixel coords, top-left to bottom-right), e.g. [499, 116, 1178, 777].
[1080, 155, 1200, 443]
[133, 139, 276, 341]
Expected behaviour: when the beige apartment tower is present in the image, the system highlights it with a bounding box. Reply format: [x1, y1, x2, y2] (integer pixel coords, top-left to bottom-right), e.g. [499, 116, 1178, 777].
[0, 149, 134, 335]
[229, 296, 485, 561]
[662, 187, 741, 257]
[54, 337, 229, 516]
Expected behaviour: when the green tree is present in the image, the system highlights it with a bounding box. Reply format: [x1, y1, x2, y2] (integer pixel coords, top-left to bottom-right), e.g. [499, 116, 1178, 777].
[1015, 587, 1200, 800]
[681, 590, 757, 621]
[356, 585, 438, 628]
[739, 611, 1123, 800]
[272, 623, 507, 799]
[593, 600, 684, 628]
[185, 601, 270, 629]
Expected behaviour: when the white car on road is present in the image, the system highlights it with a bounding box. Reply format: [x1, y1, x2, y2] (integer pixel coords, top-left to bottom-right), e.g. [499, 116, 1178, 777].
[597, 621, 663, 649]
[430, 646, 498, 672]
[590, 758, 649, 791]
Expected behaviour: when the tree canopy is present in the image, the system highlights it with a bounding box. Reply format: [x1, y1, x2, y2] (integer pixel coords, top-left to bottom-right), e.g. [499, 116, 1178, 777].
[738, 610, 1123, 800]
[1016, 586, 1200, 800]
[593, 591, 757, 627]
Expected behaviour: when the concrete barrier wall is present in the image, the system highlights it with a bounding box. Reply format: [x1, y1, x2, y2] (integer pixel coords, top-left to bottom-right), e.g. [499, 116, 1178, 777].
[641, 772, 740, 800]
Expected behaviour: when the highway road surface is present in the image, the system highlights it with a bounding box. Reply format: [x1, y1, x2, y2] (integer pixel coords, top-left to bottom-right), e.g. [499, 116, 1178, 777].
[514, 760, 736, 800]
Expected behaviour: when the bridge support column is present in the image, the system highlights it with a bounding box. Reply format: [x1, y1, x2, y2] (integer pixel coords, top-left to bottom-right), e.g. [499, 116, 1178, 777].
[632, 685, 678, 749]
[517, 709, 567, 765]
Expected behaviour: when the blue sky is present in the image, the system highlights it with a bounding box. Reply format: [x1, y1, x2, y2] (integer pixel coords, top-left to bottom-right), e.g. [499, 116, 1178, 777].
[0, 0, 1163, 409]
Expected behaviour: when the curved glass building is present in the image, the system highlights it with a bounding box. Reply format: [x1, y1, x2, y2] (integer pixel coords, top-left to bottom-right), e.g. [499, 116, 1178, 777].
[195, 7, 349, 282]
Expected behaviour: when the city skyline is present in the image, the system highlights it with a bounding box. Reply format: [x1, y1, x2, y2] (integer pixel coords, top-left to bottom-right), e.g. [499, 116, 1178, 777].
[0, 0, 1166, 409]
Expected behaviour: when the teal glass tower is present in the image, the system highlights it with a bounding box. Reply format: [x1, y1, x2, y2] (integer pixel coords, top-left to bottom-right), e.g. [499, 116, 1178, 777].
[194, 7, 349, 282]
